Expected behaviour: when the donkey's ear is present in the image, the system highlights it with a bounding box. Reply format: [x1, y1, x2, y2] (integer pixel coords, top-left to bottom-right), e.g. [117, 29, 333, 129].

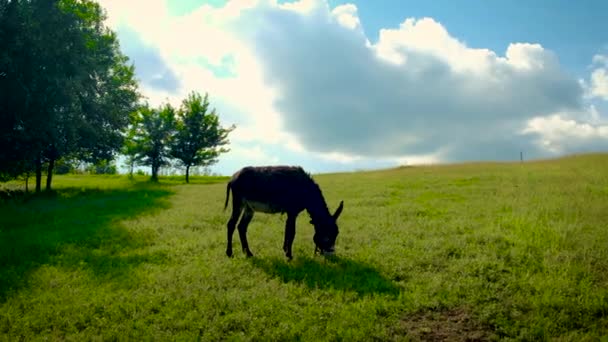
[333, 200, 344, 220]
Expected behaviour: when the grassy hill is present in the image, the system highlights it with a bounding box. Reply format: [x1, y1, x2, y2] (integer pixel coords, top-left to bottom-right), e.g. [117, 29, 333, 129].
[1, 154, 607, 340]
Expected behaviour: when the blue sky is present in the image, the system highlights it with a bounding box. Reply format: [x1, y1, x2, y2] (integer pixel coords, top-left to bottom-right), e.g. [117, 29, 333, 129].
[330, 1, 608, 71]
[100, 0, 608, 175]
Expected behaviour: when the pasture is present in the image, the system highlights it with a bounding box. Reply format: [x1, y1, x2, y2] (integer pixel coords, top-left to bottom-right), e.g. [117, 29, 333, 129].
[1, 154, 607, 341]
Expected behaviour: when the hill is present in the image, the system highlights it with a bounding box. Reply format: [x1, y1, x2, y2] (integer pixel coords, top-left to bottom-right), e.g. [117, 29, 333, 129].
[1, 154, 607, 340]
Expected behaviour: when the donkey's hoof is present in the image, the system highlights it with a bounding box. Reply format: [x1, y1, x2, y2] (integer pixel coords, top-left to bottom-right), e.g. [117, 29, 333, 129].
[226, 250, 233, 257]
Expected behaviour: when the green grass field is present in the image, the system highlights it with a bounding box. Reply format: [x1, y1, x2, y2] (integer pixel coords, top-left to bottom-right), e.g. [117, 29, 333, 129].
[1, 154, 608, 341]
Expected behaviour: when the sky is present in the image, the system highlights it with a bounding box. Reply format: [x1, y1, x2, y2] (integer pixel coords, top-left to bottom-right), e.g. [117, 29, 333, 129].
[98, 0, 608, 175]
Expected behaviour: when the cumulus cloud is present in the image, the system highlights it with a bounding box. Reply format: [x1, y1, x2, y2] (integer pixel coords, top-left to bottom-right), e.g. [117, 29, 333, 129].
[100, 0, 294, 143]
[331, 4, 362, 31]
[99, 0, 607, 171]
[231, 2, 587, 160]
[226, 145, 280, 165]
[590, 69, 608, 99]
[588, 54, 608, 100]
[523, 112, 608, 154]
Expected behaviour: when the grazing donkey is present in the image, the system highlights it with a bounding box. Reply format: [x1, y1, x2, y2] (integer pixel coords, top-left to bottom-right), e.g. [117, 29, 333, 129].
[224, 166, 344, 259]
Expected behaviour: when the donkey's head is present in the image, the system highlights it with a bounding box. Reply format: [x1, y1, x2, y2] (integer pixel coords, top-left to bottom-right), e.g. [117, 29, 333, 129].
[312, 201, 344, 255]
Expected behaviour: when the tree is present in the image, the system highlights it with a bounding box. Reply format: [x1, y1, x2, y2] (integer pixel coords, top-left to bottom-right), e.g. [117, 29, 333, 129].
[0, 0, 139, 191]
[86, 159, 117, 175]
[170, 92, 234, 183]
[54, 157, 80, 175]
[121, 113, 139, 178]
[0, 0, 46, 186]
[130, 104, 176, 182]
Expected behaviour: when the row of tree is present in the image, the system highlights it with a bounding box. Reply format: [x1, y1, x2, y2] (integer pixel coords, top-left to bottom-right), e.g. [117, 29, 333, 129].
[125, 93, 234, 183]
[1, 0, 233, 191]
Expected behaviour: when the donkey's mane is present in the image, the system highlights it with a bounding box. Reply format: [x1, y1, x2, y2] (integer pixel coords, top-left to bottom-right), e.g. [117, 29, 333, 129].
[305, 178, 332, 224]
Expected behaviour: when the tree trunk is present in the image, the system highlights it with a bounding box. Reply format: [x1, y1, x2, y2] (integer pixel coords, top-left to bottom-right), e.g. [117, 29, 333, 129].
[25, 171, 29, 193]
[185, 165, 190, 183]
[46, 158, 55, 191]
[35, 155, 42, 193]
[129, 159, 134, 178]
[151, 163, 159, 182]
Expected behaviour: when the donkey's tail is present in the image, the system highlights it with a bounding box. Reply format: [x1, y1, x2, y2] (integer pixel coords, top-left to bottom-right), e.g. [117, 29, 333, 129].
[224, 181, 231, 211]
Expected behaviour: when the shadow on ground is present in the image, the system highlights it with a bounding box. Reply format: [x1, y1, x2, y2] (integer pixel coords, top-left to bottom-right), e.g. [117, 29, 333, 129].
[251, 255, 400, 297]
[0, 185, 173, 301]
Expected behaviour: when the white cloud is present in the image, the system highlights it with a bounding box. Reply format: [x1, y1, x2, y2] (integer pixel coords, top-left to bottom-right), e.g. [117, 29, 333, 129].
[98, 0, 607, 172]
[278, 0, 324, 14]
[523, 112, 608, 154]
[235, 3, 585, 160]
[318, 151, 361, 164]
[593, 54, 608, 66]
[225, 145, 280, 165]
[375, 17, 498, 73]
[331, 4, 362, 31]
[590, 68, 608, 100]
[101, 0, 169, 41]
[100, 0, 289, 149]
[584, 54, 608, 100]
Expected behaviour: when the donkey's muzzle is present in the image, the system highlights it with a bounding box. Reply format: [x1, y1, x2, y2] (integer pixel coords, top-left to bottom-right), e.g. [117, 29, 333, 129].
[315, 246, 335, 256]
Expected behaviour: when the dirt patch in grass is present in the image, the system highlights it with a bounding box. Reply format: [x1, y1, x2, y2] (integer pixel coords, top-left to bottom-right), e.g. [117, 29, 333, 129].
[396, 307, 496, 341]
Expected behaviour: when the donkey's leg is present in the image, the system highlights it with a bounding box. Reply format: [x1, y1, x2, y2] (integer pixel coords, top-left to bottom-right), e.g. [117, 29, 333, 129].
[226, 198, 243, 257]
[283, 213, 297, 260]
[237, 206, 255, 257]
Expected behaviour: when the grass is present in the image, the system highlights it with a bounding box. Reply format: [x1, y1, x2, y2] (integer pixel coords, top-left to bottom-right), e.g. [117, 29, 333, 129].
[1, 153, 608, 340]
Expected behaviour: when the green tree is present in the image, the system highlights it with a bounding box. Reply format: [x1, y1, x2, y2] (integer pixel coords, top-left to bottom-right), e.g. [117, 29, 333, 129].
[0, 0, 47, 186]
[121, 113, 140, 178]
[130, 104, 176, 182]
[86, 159, 117, 175]
[54, 157, 80, 175]
[170, 92, 234, 183]
[0, 0, 139, 191]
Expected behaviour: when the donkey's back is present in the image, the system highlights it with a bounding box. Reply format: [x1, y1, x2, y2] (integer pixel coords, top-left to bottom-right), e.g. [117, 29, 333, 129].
[225, 165, 313, 214]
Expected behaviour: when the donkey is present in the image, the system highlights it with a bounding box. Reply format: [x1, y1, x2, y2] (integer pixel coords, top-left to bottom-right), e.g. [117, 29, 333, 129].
[224, 166, 344, 259]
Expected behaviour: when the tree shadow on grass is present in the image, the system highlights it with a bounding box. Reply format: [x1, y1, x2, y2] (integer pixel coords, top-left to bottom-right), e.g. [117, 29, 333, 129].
[0, 185, 173, 301]
[251, 255, 400, 297]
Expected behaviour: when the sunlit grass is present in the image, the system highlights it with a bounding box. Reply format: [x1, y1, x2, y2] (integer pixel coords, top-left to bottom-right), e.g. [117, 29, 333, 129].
[1, 154, 607, 340]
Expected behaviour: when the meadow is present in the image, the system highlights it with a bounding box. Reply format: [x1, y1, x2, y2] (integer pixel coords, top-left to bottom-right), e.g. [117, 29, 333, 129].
[1, 154, 607, 341]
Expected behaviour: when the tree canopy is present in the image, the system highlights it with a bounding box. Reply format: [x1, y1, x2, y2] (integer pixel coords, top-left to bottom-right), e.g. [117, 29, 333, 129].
[0, 0, 139, 190]
[129, 104, 176, 182]
[127, 93, 234, 182]
[1, 1, 234, 186]
[170, 92, 234, 183]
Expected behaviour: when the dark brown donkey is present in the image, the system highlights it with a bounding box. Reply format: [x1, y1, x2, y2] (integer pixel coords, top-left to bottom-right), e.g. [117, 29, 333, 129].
[224, 166, 344, 259]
